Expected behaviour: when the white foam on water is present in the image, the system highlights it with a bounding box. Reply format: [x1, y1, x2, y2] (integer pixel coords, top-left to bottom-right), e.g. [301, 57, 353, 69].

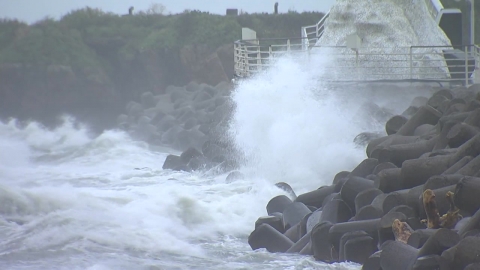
[1, 116, 352, 269]
[0, 1, 451, 269]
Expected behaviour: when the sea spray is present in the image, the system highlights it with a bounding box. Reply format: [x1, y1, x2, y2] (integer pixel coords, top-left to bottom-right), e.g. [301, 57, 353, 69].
[1, 114, 334, 269]
[229, 51, 375, 194]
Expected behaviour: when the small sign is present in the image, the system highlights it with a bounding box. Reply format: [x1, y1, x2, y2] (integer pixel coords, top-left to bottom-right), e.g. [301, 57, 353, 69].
[242, 28, 257, 41]
[226, 9, 238, 16]
[346, 33, 362, 51]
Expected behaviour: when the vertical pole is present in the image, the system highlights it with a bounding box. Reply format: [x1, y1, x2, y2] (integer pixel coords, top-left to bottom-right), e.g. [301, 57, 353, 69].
[410, 47, 413, 80]
[301, 27, 306, 51]
[257, 45, 261, 73]
[234, 43, 237, 77]
[269, 45, 272, 62]
[466, 45, 469, 86]
[471, 0, 475, 46]
[287, 39, 291, 51]
[356, 50, 359, 81]
[244, 44, 249, 77]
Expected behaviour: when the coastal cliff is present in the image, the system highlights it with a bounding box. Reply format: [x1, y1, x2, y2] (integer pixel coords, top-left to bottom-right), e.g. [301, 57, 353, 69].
[0, 9, 323, 129]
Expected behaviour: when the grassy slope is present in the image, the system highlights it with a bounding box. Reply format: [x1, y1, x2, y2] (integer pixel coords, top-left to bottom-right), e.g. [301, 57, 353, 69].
[0, 9, 324, 71]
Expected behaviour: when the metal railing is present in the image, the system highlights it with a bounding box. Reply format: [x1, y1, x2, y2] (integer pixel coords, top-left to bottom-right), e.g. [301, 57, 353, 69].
[425, 0, 444, 23]
[234, 37, 310, 78]
[473, 45, 480, 82]
[234, 38, 479, 86]
[301, 10, 330, 50]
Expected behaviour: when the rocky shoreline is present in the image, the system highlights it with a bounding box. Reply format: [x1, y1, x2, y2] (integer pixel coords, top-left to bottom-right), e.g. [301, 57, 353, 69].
[247, 84, 480, 269]
[116, 80, 239, 173]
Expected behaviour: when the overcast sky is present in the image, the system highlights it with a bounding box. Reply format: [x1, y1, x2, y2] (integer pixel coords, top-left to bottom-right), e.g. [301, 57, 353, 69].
[0, 0, 336, 24]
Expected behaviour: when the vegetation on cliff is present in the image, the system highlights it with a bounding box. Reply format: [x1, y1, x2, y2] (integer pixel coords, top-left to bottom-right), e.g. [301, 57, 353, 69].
[0, 8, 324, 124]
[0, 8, 324, 68]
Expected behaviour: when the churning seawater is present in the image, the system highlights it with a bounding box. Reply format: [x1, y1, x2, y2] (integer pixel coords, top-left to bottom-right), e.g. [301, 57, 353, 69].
[0, 51, 417, 270]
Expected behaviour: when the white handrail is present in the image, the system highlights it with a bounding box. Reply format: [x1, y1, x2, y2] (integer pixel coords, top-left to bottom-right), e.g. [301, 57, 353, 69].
[301, 9, 330, 49]
[233, 39, 478, 86]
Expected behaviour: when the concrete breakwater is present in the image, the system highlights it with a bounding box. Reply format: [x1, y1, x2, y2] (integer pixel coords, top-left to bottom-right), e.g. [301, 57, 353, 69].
[116, 81, 239, 173]
[248, 84, 480, 269]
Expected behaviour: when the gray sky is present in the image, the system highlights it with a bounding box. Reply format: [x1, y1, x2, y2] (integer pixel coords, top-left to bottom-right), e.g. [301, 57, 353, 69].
[0, 0, 336, 24]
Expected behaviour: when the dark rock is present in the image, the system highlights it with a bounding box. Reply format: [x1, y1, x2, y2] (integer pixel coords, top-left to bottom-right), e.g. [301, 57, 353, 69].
[417, 228, 460, 257]
[454, 176, 480, 216]
[408, 229, 438, 249]
[362, 250, 382, 270]
[295, 185, 335, 208]
[395, 105, 442, 136]
[248, 223, 294, 253]
[338, 230, 370, 262]
[379, 241, 418, 270]
[255, 216, 284, 233]
[180, 147, 203, 164]
[412, 255, 449, 270]
[387, 205, 415, 219]
[344, 235, 377, 265]
[385, 115, 408, 135]
[372, 162, 397, 175]
[311, 221, 336, 262]
[355, 188, 384, 213]
[340, 176, 375, 213]
[282, 202, 311, 230]
[286, 231, 311, 254]
[266, 195, 292, 216]
[306, 209, 323, 233]
[320, 198, 353, 224]
[452, 236, 480, 269]
[355, 205, 383, 221]
[162, 154, 184, 170]
[382, 189, 409, 214]
[328, 218, 380, 252]
[350, 158, 379, 178]
[377, 212, 407, 247]
[375, 168, 402, 193]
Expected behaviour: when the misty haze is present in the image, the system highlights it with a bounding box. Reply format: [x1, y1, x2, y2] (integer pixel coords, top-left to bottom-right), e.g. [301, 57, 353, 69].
[0, 0, 479, 269]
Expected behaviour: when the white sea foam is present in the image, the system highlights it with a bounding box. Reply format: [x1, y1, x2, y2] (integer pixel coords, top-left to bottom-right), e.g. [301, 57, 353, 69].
[1, 116, 345, 269]
[0, 1, 449, 269]
[229, 52, 370, 194]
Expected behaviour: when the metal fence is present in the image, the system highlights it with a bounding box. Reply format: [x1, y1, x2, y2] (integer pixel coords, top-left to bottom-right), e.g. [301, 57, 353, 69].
[301, 10, 330, 50]
[234, 38, 479, 86]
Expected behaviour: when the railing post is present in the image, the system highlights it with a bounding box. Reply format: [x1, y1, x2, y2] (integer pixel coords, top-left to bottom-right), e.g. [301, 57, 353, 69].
[356, 50, 359, 81]
[475, 45, 480, 84]
[256, 45, 261, 72]
[243, 44, 249, 77]
[301, 27, 306, 51]
[466, 45, 469, 86]
[409, 46, 413, 80]
[269, 45, 273, 63]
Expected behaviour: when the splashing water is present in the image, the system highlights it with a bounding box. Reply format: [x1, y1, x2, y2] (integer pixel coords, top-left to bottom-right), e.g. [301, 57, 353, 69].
[6, 41, 438, 270]
[0, 110, 362, 270]
[229, 50, 378, 194]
